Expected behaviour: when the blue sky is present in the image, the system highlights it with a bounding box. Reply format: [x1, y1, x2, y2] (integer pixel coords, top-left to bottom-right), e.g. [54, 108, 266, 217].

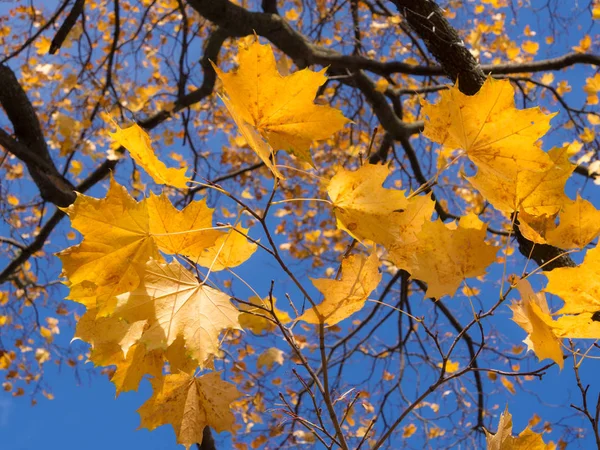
[1, 1, 600, 449]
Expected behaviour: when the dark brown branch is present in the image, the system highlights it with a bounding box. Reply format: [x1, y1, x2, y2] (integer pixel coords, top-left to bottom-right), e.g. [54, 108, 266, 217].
[390, 0, 486, 95]
[196, 427, 216, 450]
[0, 65, 76, 206]
[50, 0, 85, 54]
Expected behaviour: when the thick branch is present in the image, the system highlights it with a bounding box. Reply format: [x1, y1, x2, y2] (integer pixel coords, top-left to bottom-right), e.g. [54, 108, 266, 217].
[0, 64, 76, 206]
[50, 0, 85, 54]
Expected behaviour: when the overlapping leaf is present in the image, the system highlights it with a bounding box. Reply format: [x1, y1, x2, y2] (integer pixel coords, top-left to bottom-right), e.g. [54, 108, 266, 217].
[509, 280, 563, 369]
[485, 406, 551, 449]
[138, 372, 242, 449]
[410, 214, 498, 299]
[328, 164, 410, 243]
[299, 253, 381, 325]
[469, 145, 574, 216]
[115, 259, 241, 365]
[213, 37, 348, 173]
[545, 243, 600, 315]
[60, 178, 255, 312]
[422, 77, 554, 176]
[109, 122, 190, 188]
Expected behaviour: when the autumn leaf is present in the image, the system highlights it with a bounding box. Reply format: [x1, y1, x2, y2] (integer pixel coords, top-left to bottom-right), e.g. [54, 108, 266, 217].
[509, 280, 563, 369]
[213, 37, 348, 168]
[145, 192, 225, 261]
[410, 214, 498, 299]
[257, 347, 285, 370]
[469, 144, 574, 216]
[60, 179, 253, 312]
[551, 313, 600, 339]
[191, 225, 257, 271]
[545, 243, 600, 315]
[422, 77, 554, 176]
[115, 259, 241, 365]
[218, 93, 284, 179]
[299, 253, 381, 325]
[74, 308, 147, 358]
[545, 194, 600, 249]
[90, 342, 164, 396]
[58, 177, 161, 310]
[138, 372, 242, 449]
[385, 193, 436, 272]
[437, 359, 460, 373]
[238, 296, 292, 334]
[485, 406, 551, 449]
[109, 122, 190, 189]
[327, 164, 410, 243]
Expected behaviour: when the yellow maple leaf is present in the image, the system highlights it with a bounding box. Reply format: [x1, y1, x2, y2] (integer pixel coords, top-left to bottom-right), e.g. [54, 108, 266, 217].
[328, 164, 410, 243]
[74, 308, 147, 357]
[60, 178, 253, 312]
[165, 335, 202, 375]
[256, 347, 285, 370]
[385, 193, 436, 272]
[109, 122, 190, 188]
[58, 177, 160, 309]
[584, 73, 600, 105]
[91, 342, 164, 395]
[219, 94, 284, 179]
[485, 406, 552, 449]
[551, 313, 600, 339]
[545, 195, 600, 249]
[213, 37, 348, 169]
[299, 253, 381, 325]
[573, 34, 592, 53]
[516, 210, 558, 245]
[469, 145, 574, 216]
[115, 259, 241, 365]
[545, 243, 600, 315]
[410, 214, 498, 299]
[138, 372, 241, 449]
[145, 192, 225, 261]
[422, 77, 554, 176]
[437, 359, 460, 373]
[509, 280, 563, 369]
[403, 423, 417, 438]
[238, 296, 292, 334]
[191, 225, 257, 271]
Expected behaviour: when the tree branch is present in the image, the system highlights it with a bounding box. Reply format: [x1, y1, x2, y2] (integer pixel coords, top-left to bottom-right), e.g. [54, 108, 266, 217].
[0, 64, 76, 206]
[50, 0, 85, 54]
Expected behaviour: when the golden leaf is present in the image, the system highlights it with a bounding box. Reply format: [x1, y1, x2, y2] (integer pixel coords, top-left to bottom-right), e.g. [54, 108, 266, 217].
[545, 194, 600, 249]
[509, 280, 563, 369]
[109, 122, 190, 188]
[138, 372, 241, 449]
[213, 37, 348, 170]
[191, 225, 257, 271]
[545, 243, 600, 315]
[299, 253, 381, 325]
[469, 145, 574, 216]
[256, 347, 285, 370]
[422, 77, 554, 176]
[410, 214, 498, 298]
[115, 259, 241, 365]
[328, 164, 410, 243]
[485, 406, 552, 449]
[74, 308, 147, 358]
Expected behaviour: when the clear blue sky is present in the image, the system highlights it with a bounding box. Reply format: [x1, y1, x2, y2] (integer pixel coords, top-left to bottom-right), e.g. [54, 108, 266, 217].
[1, 1, 599, 449]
